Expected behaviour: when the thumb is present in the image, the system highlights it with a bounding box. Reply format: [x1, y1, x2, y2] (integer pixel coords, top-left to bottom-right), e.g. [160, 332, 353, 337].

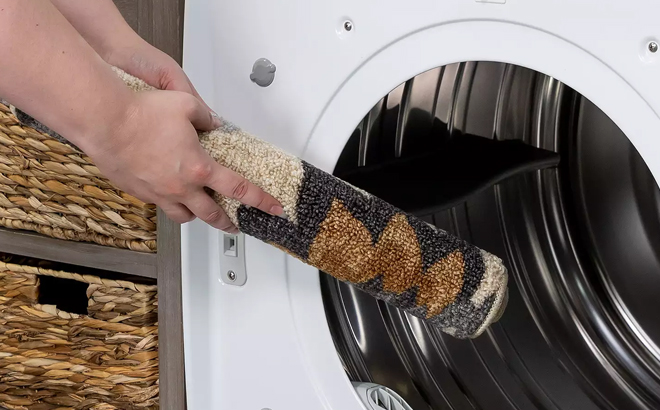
[159, 68, 215, 114]
[182, 93, 221, 131]
[186, 78, 214, 113]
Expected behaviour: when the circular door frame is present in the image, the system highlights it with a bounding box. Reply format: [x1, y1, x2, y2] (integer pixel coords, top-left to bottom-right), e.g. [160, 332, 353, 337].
[293, 19, 660, 410]
[304, 20, 660, 179]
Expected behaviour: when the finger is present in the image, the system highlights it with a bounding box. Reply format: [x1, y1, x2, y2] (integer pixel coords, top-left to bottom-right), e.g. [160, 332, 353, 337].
[206, 162, 284, 216]
[184, 191, 238, 233]
[181, 93, 220, 131]
[159, 202, 196, 224]
[161, 68, 194, 94]
[186, 78, 214, 113]
[161, 68, 214, 114]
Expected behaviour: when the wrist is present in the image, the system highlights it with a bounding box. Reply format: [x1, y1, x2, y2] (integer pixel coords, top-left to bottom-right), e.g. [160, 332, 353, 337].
[65, 77, 138, 157]
[49, 0, 144, 67]
[98, 32, 148, 67]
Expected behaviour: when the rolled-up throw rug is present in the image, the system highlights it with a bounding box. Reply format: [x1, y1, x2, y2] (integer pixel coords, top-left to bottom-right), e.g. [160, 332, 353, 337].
[9, 68, 508, 339]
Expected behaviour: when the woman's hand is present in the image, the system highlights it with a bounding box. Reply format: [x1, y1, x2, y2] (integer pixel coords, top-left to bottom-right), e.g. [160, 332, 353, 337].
[50, 0, 212, 110]
[80, 89, 282, 233]
[1, 0, 282, 232]
[104, 40, 214, 112]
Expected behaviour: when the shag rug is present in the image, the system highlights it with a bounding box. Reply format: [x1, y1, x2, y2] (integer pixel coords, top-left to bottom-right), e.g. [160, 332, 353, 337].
[9, 68, 509, 339]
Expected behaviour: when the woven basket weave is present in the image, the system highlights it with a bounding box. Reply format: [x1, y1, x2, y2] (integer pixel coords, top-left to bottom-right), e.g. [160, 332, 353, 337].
[0, 102, 156, 252]
[0, 254, 159, 410]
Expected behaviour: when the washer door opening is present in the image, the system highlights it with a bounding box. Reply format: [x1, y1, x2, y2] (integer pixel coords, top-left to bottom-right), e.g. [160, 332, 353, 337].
[322, 62, 660, 410]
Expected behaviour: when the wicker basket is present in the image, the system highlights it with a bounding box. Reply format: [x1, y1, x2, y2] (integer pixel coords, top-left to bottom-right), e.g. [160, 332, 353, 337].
[0, 254, 159, 410]
[0, 102, 156, 252]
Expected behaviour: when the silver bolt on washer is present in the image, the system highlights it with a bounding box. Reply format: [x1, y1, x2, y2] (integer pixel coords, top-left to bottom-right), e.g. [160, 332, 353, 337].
[344, 20, 353, 31]
[649, 41, 658, 53]
[227, 270, 236, 281]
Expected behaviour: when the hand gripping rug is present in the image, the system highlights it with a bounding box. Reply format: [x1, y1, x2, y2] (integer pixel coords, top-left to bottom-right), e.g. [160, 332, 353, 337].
[9, 68, 509, 339]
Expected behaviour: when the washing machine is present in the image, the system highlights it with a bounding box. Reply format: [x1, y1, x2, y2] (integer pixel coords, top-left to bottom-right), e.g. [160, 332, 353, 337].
[179, 1, 660, 409]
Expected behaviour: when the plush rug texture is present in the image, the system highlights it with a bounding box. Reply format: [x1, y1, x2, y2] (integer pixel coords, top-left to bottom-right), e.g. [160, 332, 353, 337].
[9, 68, 509, 339]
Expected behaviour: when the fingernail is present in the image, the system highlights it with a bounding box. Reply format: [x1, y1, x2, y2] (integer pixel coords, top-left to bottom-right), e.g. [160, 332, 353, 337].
[224, 226, 239, 234]
[270, 205, 284, 216]
[211, 111, 222, 128]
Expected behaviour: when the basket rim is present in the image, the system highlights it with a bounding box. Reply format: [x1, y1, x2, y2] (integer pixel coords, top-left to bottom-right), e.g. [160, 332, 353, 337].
[0, 102, 159, 254]
[0, 261, 157, 292]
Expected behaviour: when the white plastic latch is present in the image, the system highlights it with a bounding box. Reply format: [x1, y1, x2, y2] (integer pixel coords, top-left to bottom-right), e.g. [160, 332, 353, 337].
[353, 382, 415, 410]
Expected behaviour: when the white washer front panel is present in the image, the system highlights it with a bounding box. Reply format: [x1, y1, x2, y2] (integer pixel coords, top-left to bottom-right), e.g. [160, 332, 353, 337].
[180, 1, 660, 409]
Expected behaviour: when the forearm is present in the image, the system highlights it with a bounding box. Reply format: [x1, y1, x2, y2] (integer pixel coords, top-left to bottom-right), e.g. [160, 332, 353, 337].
[49, 0, 145, 62]
[0, 0, 134, 151]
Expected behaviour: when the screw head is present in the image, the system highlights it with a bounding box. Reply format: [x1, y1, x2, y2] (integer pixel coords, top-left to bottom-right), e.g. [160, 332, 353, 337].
[250, 58, 276, 87]
[227, 270, 236, 282]
[343, 20, 353, 31]
[649, 41, 658, 53]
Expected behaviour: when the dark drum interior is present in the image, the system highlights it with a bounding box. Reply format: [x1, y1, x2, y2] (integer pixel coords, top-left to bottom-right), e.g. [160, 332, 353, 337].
[322, 61, 660, 410]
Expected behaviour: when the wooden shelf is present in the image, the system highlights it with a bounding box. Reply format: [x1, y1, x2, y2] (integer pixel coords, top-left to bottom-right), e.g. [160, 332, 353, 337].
[0, 228, 157, 278]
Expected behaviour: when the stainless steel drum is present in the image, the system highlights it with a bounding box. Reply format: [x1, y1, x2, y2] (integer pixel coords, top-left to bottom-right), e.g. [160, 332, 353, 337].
[324, 61, 660, 410]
